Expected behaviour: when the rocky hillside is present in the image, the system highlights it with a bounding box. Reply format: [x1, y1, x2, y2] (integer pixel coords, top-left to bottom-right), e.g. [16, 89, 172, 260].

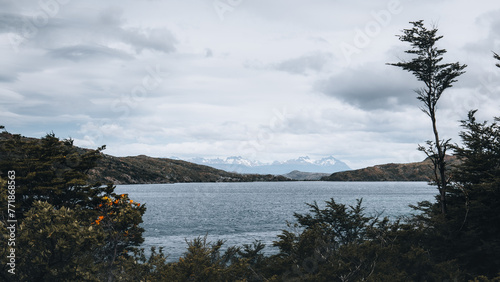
[0, 131, 289, 185]
[321, 156, 459, 181]
[89, 154, 290, 184]
[282, 170, 331, 181]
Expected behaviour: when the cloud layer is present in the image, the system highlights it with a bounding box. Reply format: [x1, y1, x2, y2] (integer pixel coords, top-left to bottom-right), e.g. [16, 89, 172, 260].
[1, 0, 500, 169]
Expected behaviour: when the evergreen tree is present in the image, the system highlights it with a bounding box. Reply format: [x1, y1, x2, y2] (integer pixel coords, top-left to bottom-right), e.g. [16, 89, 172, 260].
[0, 131, 108, 220]
[448, 111, 500, 277]
[388, 20, 467, 214]
[0, 130, 146, 281]
[410, 110, 500, 279]
[267, 198, 459, 281]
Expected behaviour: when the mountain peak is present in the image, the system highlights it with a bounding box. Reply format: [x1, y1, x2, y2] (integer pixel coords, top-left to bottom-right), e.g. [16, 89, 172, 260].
[317, 156, 338, 166]
[297, 156, 313, 162]
[188, 156, 351, 175]
[227, 156, 243, 160]
[224, 156, 262, 166]
[284, 156, 315, 165]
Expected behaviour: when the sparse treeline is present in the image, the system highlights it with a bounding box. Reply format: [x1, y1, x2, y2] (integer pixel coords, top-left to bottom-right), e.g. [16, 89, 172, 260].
[1, 21, 500, 281]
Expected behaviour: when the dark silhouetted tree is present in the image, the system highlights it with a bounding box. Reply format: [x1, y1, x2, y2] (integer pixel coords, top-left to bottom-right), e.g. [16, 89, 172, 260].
[0, 131, 146, 281]
[0, 132, 108, 219]
[388, 20, 467, 214]
[448, 111, 500, 277]
[412, 111, 500, 280]
[267, 198, 459, 281]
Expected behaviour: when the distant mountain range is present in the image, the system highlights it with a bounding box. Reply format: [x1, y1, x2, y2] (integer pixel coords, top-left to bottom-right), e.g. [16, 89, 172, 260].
[186, 156, 351, 175]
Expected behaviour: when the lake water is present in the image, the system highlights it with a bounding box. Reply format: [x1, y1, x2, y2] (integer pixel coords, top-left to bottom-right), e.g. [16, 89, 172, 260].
[115, 181, 436, 261]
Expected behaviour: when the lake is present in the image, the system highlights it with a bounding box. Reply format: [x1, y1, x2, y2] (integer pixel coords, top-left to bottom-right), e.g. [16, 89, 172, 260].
[115, 181, 436, 261]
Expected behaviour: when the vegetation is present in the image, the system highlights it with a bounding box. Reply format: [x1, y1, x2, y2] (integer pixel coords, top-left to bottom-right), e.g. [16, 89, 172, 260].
[389, 20, 467, 214]
[0, 131, 145, 281]
[322, 155, 460, 181]
[413, 110, 500, 278]
[1, 21, 500, 281]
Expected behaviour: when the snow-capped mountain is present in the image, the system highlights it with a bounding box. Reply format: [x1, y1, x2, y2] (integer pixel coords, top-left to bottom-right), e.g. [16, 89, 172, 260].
[188, 156, 350, 175]
[189, 156, 263, 166]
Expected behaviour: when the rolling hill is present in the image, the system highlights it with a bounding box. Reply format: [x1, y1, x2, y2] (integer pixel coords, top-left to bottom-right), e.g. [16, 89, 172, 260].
[89, 154, 290, 184]
[0, 131, 289, 185]
[321, 156, 459, 181]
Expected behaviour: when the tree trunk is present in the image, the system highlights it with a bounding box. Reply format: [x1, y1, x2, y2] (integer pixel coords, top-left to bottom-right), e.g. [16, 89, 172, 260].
[431, 112, 447, 214]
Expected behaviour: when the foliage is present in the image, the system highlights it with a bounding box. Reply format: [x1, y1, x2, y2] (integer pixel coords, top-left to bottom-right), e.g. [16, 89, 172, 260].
[92, 192, 146, 281]
[263, 198, 460, 281]
[0, 132, 108, 220]
[408, 110, 500, 280]
[0, 130, 146, 281]
[0, 201, 102, 281]
[125, 236, 257, 281]
[453, 110, 500, 186]
[389, 20, 467, 214]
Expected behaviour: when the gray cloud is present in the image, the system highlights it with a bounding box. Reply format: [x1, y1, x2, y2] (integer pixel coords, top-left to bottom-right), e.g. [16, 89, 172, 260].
[0, 13, 24, 33]
[48, 44, 133, 61]
[205, 48, 213, 58]
[464, 10, 500, 54]
[0, 73, 18, 82]
[120, 27, 177, 54]
[94, 7, 177, 54]
[1, 5, 177, 55]
[273, 52, 332, 75]
[316, 63, 422, 110]
[2, 0, 500, 168]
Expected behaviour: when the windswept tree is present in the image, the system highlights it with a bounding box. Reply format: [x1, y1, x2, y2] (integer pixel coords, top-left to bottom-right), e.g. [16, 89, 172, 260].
[388, 20, 467, 214]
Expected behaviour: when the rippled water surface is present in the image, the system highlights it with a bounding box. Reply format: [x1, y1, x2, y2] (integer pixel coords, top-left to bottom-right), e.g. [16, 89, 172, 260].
[116, 181, 435, 261]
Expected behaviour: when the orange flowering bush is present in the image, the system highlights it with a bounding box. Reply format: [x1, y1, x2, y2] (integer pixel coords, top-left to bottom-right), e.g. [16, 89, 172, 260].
[92, 192, 146, 279]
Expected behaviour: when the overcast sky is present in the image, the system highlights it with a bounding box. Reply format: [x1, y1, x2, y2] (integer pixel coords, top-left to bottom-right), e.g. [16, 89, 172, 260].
[1, 0, 500, 169]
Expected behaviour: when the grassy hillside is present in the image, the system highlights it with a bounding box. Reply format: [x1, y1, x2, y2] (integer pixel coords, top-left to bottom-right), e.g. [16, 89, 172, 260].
[321, 156, 459, 181]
